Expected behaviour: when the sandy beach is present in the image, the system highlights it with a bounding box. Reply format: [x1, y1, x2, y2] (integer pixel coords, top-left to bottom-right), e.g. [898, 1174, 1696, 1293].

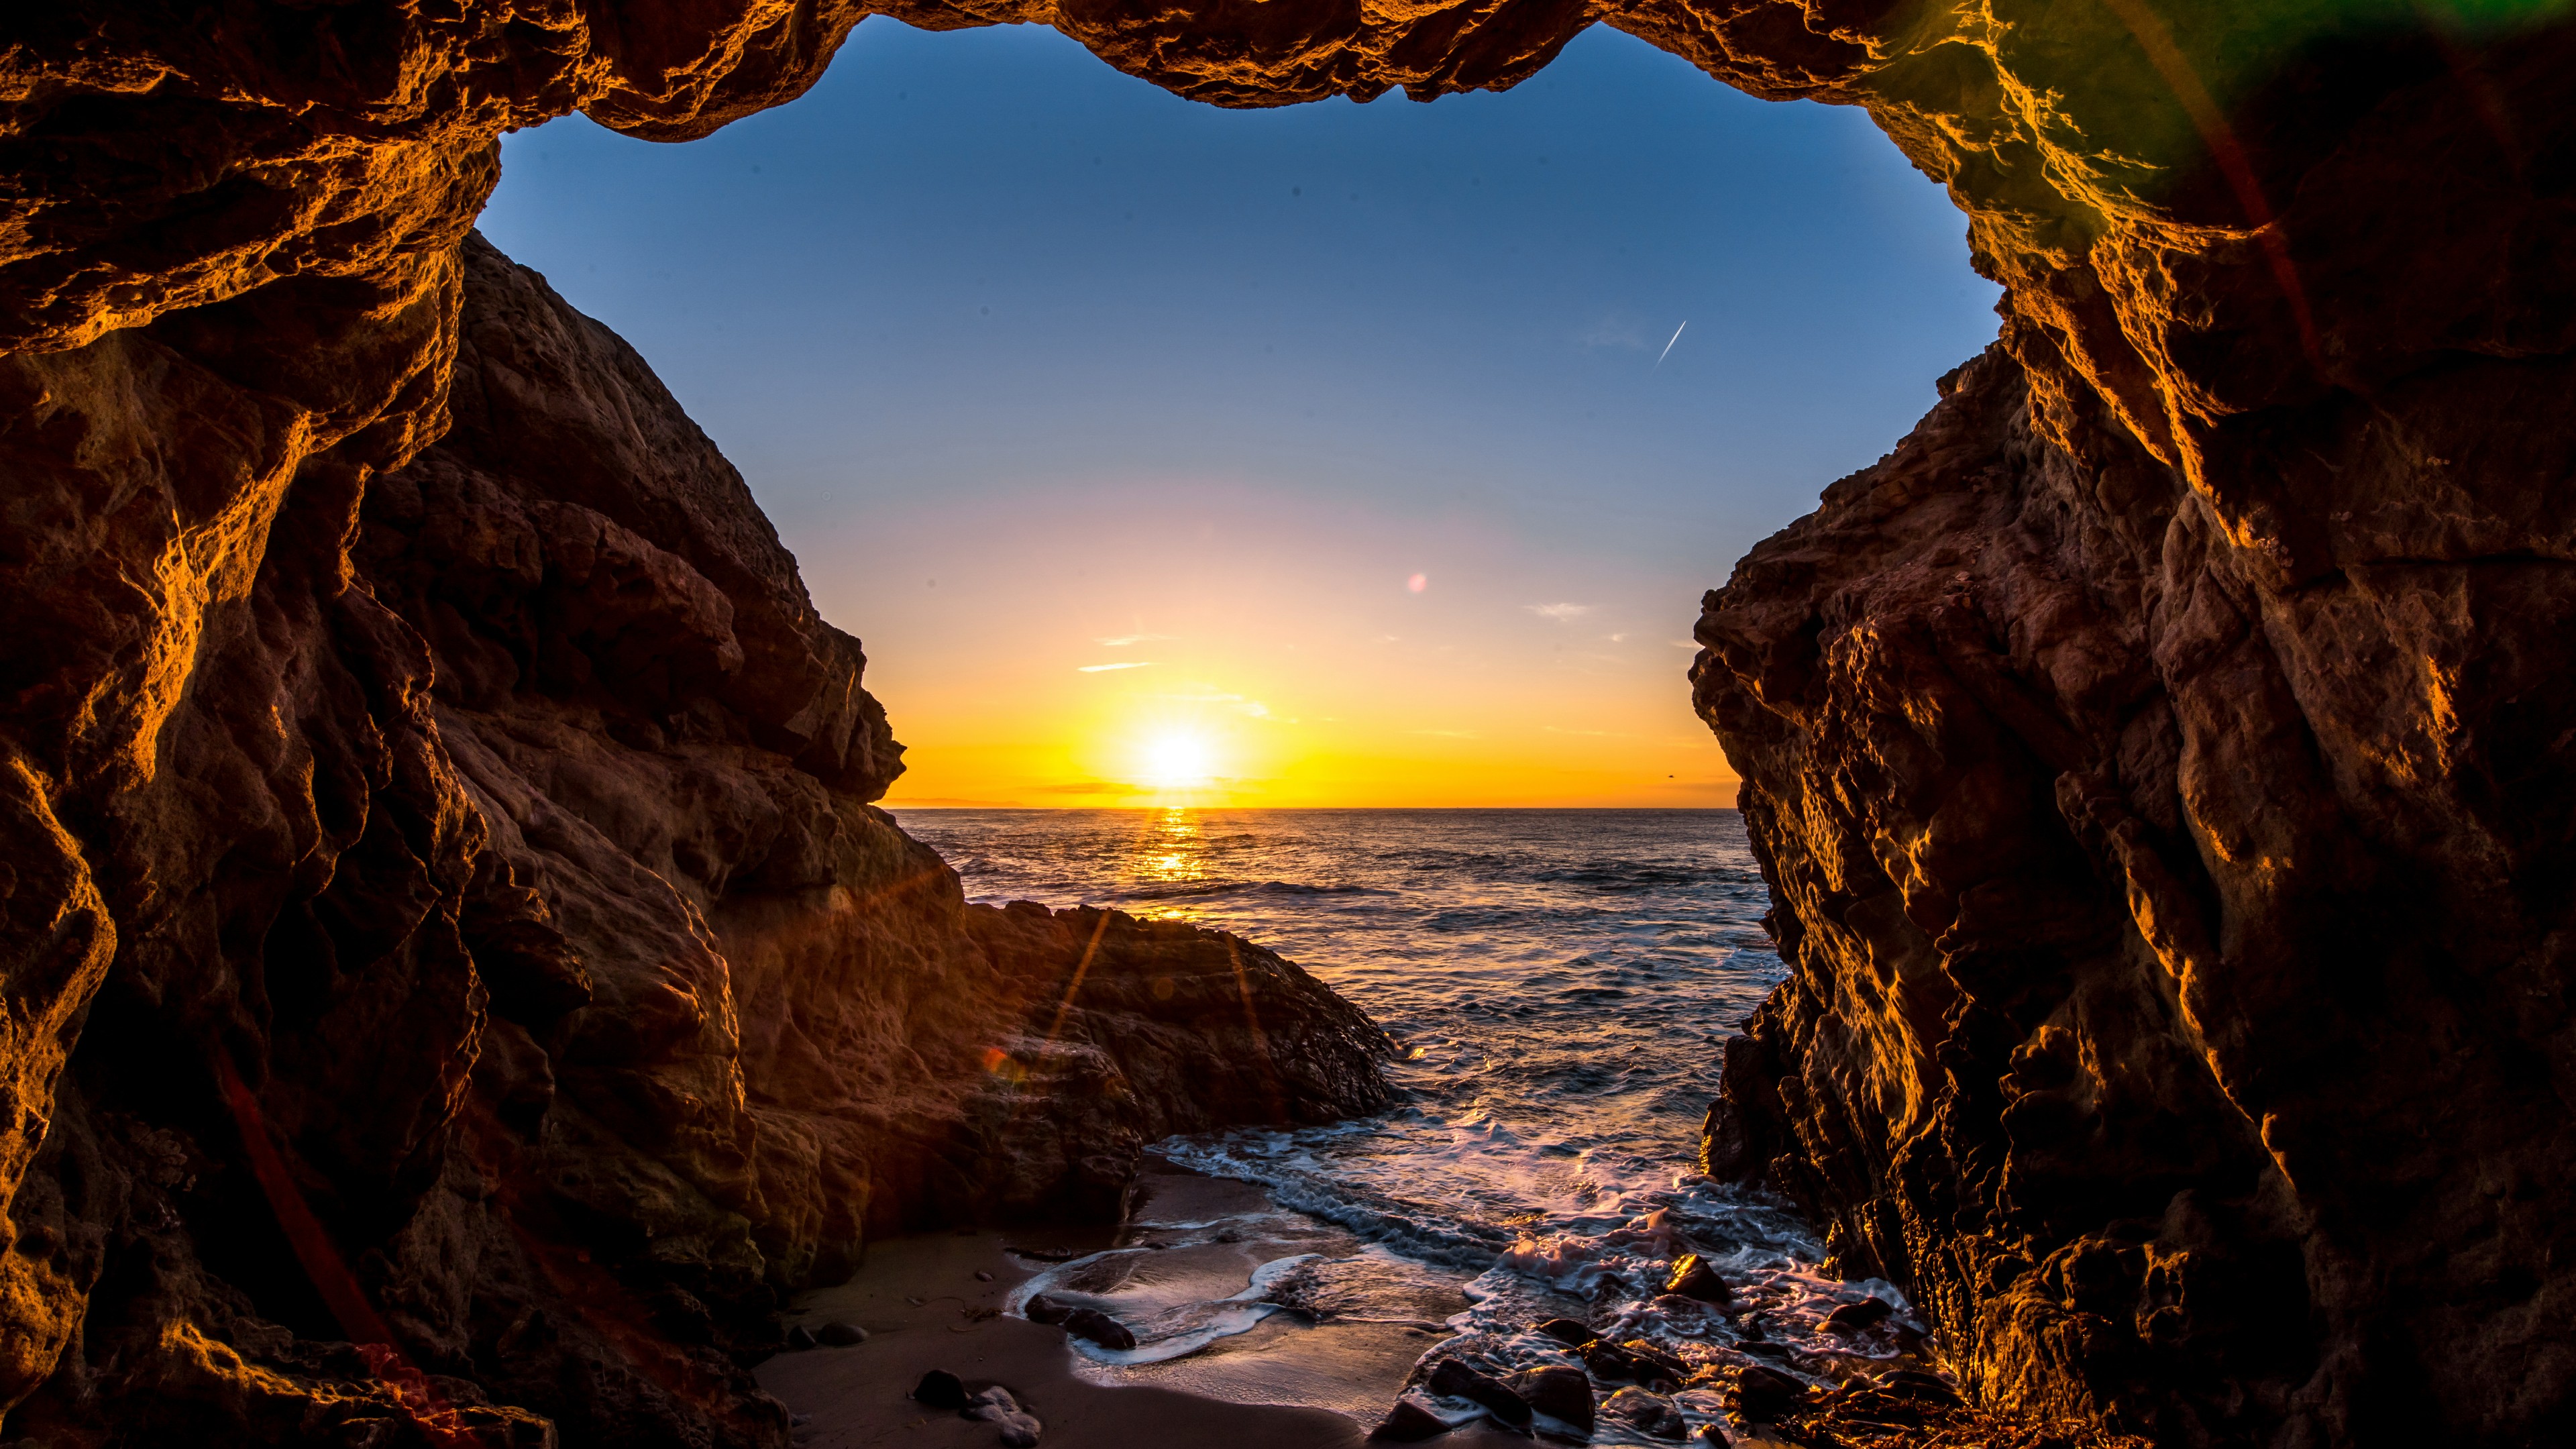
[759, 1165, 1534, 1449]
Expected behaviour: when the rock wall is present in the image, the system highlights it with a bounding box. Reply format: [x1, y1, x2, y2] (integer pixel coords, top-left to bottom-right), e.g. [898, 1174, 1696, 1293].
[1681, 9, 2576, 1449]
[0, 232, 1390, 1448]
[4, 2, 2573, 1447]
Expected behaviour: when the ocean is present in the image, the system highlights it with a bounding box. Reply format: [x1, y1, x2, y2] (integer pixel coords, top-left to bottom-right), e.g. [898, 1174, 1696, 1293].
[892, 807, 1925, 1439]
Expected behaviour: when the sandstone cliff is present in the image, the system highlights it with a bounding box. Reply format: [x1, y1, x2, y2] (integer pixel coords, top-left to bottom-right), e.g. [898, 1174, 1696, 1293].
[5, 3, 2573, 1448]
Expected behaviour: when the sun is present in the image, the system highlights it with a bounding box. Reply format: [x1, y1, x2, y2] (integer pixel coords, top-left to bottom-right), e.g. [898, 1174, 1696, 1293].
[1137, 731, 1216, 790]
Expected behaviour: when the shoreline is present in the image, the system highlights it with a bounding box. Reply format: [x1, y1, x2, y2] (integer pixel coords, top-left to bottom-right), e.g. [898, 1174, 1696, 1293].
[759, 1161, 1532, 1448]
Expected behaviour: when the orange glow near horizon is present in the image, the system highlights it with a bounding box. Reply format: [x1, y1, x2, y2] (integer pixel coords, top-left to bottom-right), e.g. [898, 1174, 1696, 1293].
[835, 479, 1742, 810]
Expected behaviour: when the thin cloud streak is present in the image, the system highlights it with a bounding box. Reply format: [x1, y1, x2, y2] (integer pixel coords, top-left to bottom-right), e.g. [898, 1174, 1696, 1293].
[1077, 661, 1155, 672]
[1525, 602, 1594, 622]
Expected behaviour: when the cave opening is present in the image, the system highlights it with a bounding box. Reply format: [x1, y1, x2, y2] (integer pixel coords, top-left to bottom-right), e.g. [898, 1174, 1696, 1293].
[480, 17, 2000, 812]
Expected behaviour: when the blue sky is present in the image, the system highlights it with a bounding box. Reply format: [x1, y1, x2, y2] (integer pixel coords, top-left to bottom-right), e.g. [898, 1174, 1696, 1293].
[477, 18, 2001, 805]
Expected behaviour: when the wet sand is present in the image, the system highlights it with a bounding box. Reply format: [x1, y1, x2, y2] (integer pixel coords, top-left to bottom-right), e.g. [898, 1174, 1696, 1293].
[759, 1166, 1529, 1448]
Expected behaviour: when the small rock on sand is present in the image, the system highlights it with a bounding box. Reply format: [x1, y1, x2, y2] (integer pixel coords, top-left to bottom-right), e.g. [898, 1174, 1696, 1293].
[912, 1370, 969, 1409]
[963, 1385, 1045, 1444]
[816, 1320, 867, 1346]
[784, 1325, 818, 1351]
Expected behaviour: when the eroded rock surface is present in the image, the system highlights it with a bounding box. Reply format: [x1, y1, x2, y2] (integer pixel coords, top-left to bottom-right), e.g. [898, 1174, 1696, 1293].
[5, 3, 2575, 1448]
[0, 235, 1390, 1448]
[1695, 341, 2576, 1447]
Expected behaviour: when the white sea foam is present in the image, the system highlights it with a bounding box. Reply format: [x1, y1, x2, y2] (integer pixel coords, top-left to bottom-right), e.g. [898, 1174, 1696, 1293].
[903, 808, 1939, 1419]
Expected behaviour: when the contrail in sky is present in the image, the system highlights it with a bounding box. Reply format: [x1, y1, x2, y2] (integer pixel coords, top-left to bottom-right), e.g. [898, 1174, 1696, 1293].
[1654, 320, 1687, 370]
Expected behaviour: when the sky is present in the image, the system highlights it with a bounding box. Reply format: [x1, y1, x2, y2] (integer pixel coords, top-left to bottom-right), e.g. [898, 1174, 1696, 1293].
[478, 19, 2001, 808]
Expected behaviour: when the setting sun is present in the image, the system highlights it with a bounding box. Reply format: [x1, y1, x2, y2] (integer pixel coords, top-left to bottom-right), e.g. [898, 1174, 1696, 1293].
[1136, 730, 1218, 789]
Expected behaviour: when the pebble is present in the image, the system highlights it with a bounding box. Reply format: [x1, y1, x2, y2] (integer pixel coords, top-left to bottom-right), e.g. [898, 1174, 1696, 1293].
[816, 1320, 867, 1346]
[974, 1269, 995, 1282]
[784, 1324, 818, 1351]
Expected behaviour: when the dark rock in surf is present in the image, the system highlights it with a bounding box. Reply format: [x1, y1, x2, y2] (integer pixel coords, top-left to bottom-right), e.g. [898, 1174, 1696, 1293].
[1729, 1364, 1804, 1420]
[1822, 1298, 1892, 1334]
[1600, 1387, 1689, 1441]
[1061, 1307, 1138, 1351]
[1369, 1397, 1454, 1442]
[912, 1370, 969, 1409]
[1664, 1254, 1732, 1304]
[1509, 1365, 1594, 1433]
[1876, 1368, 1961, 1405]
[1582, 1341, 1638, 1381]
[1619, 1339, 1690, 1386]
[1427, 1358, 1532, 1429]
[1535, 1318, 1595, 1348]
[1022, 1293, 1073, 1326]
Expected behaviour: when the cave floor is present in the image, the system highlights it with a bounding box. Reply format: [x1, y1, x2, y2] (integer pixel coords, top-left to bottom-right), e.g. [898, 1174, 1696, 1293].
[758, 1179, 1530, 1449]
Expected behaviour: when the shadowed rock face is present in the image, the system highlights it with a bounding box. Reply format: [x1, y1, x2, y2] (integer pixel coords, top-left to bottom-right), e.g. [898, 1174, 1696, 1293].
[1697, 340, 2576, 1448]
[3, 2, 2573, 1447]
[0, 233, 1391, 1447]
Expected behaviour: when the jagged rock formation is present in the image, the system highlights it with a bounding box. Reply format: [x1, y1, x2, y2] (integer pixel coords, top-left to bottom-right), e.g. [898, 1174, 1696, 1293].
[4, 2, 2573, 1447]
[1683, 11, 2576, 1449]
[0, 233, 1391, 1448]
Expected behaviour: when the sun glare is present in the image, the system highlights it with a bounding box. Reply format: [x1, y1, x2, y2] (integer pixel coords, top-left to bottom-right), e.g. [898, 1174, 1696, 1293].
[1138, 731, 1216, 790]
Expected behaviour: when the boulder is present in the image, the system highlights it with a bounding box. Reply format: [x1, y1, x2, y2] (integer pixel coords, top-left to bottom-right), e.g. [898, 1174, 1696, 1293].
[1368, 1397, 1453, 1442]
[1599, 1387, 1688, 1442]
[1821, 1299, 1891, 1335]
[1426, 1358, 1532, 1430]
[1509, 1364, 1594, 1434]
[1534, 1318, 1595, 1349]
[1664, 1254, 1732, 1305]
